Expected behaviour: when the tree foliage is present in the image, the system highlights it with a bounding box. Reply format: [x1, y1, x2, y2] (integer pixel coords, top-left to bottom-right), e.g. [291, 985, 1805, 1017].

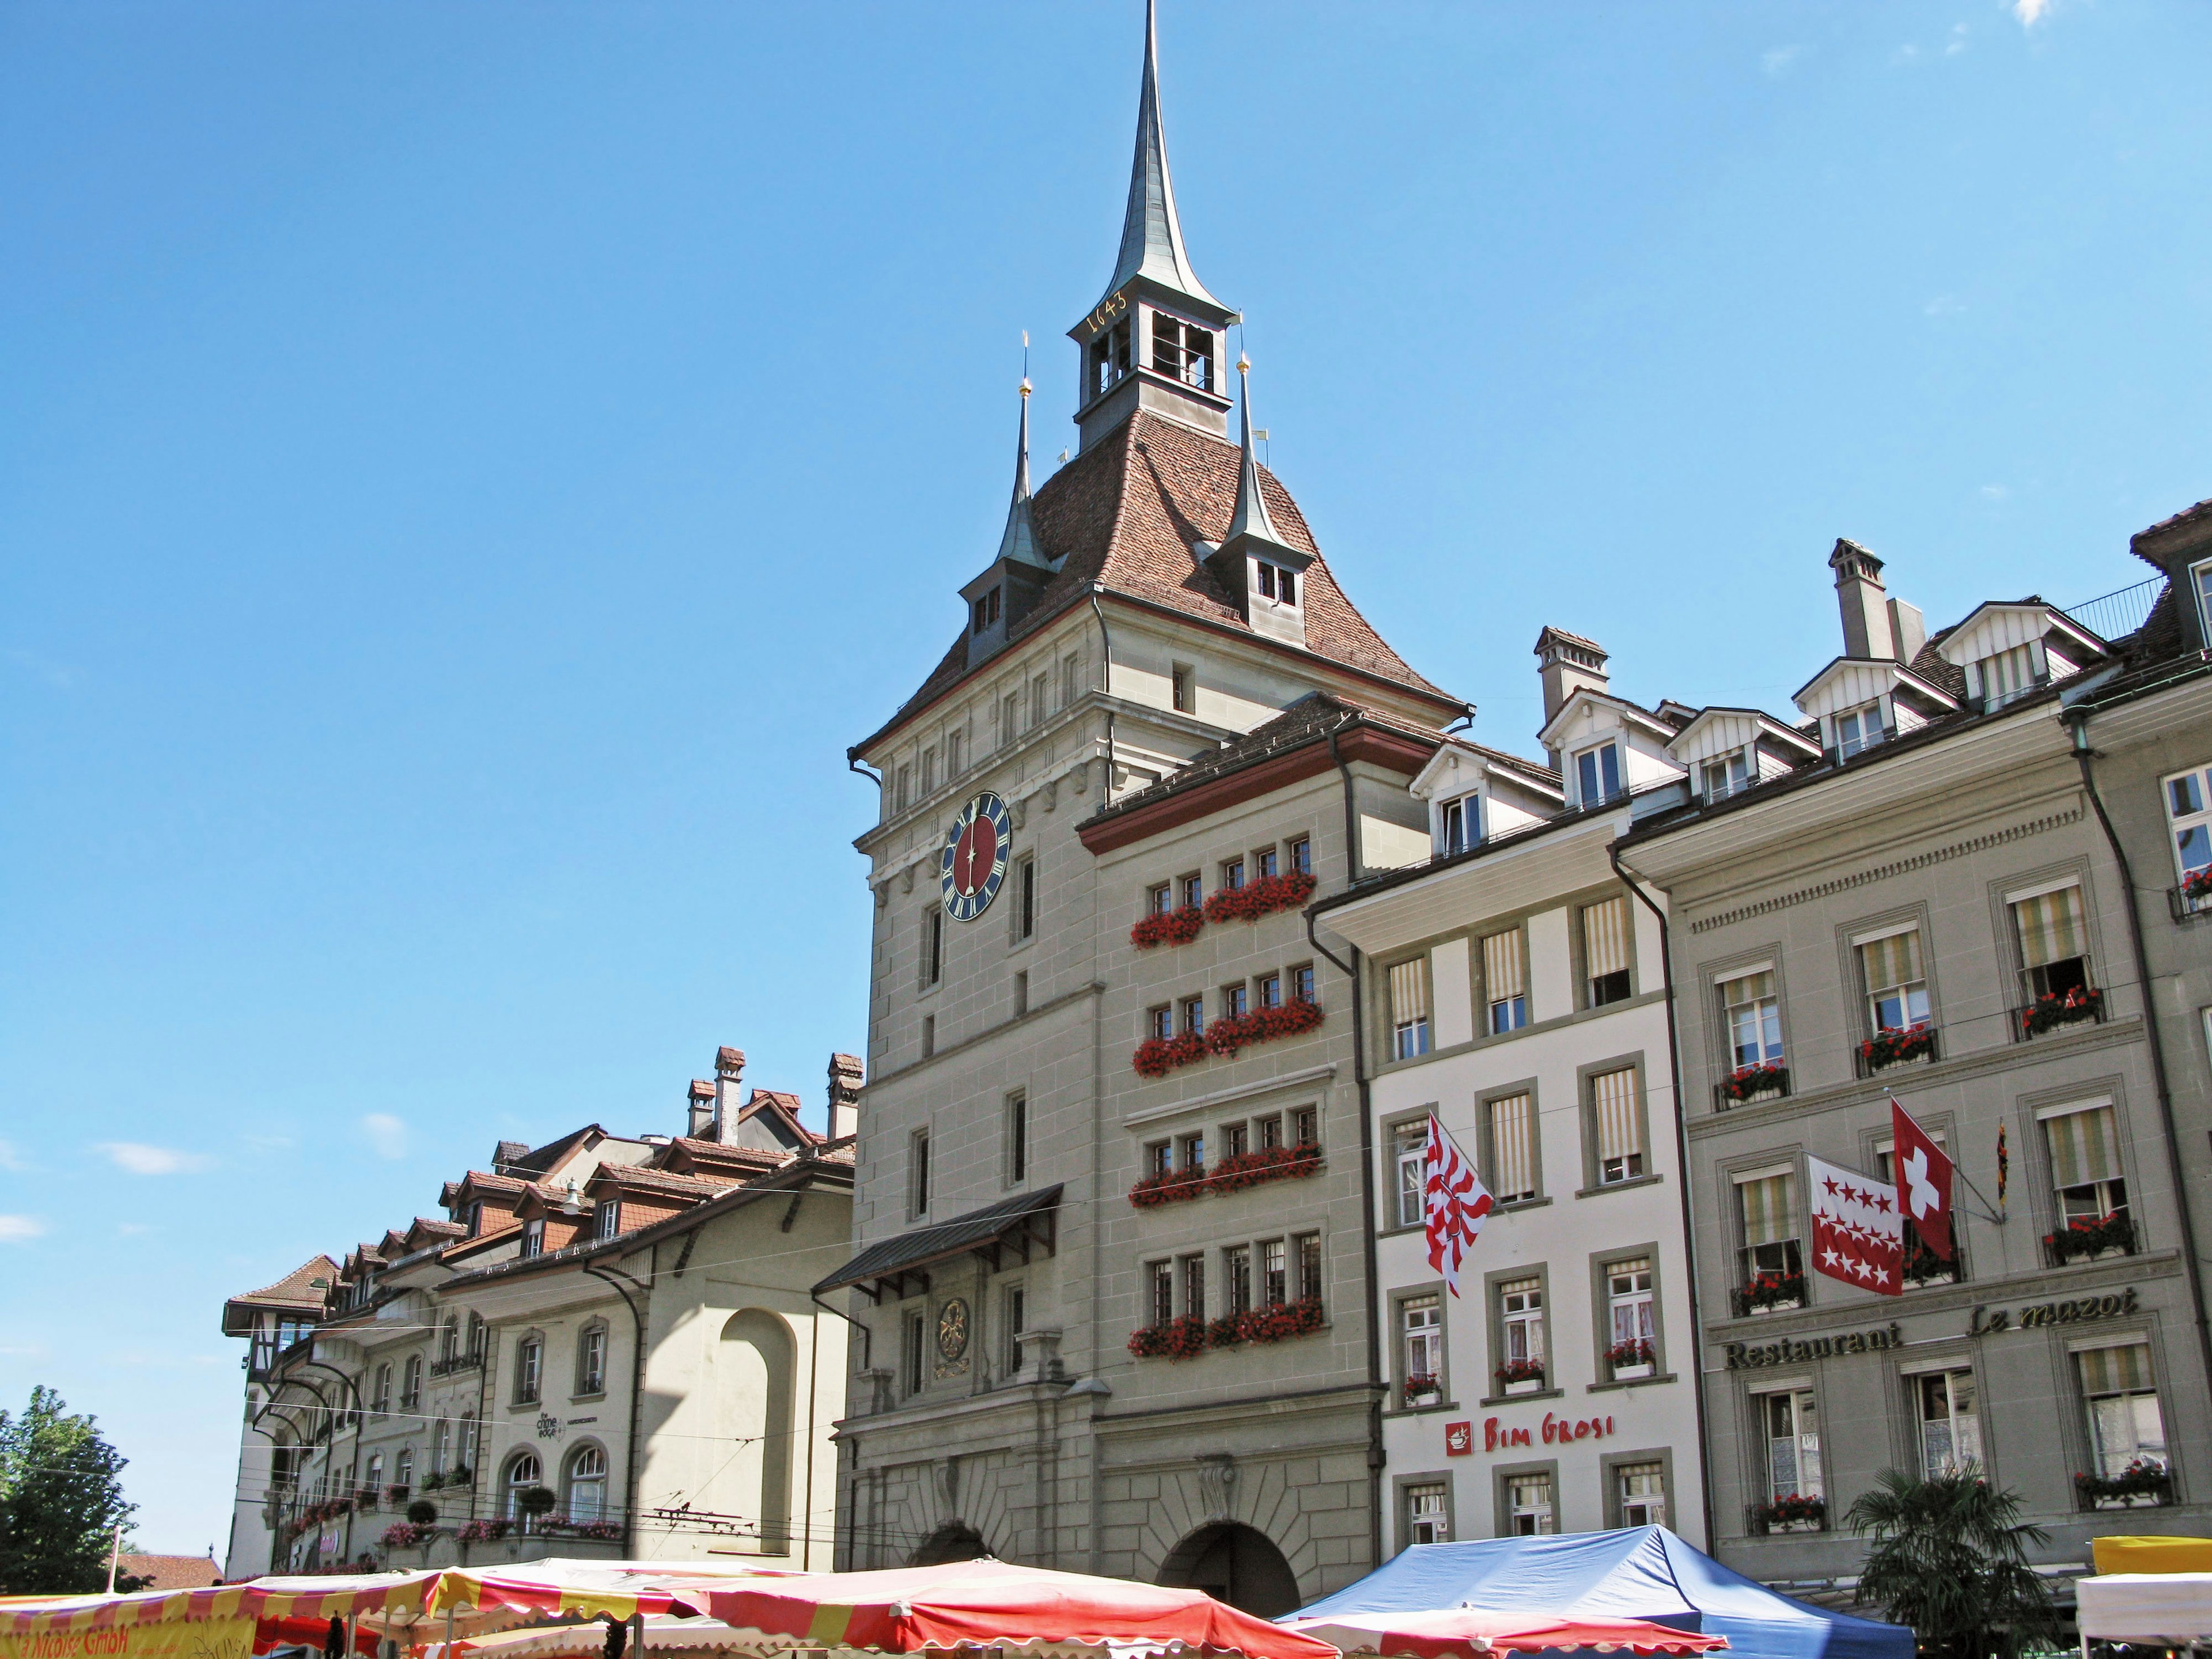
[0, 1387, 145, 1594]
[1846, 1469, 2060, 1659]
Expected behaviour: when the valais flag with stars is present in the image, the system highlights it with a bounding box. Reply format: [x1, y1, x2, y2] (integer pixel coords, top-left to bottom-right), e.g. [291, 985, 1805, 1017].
[1808, 1154, 1904, 1297]
[1425, 1115, 1494, 1298]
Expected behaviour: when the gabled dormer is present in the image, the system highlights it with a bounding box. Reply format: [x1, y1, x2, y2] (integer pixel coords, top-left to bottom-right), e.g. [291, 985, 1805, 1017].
[1200, 362, 1310, 647]
[1409, 739, 1565, 857]
[962, 384, 1057, 670]
[1664, 706, 1822, 804]
[1531, 628, 1686, 810]
[1791, 658, 1958, 760]
[1934, 600, 2107, 713]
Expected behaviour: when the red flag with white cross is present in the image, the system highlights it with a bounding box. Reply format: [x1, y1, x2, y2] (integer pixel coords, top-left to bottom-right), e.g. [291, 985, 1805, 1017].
[1891, 1097, 1956, 1260]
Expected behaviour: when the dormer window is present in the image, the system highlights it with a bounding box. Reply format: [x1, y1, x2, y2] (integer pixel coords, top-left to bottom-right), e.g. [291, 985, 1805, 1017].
[1575, 743, 1623, 807]
[1836, 704, 1887, 759]
[1151, 313, 1212, 390]
[1974, 643, 2040, 711]
[521, 1219, 545, 1259]
[1441, 794, 1480, 857]
[1089, 319, 1132, 398]
[1255, 561, 1298, 605]
[1701, 753, 1751, 803]
[595, 1200, 621, 1241]
[972, 586, 1002, 636]
[467, 1201, 483, 1237]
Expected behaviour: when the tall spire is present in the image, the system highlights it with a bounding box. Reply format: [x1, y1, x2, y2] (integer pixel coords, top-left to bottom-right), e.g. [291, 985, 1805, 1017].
[1221, 357, 1293, 559]
[995, 377, 1048, 569]
[1092, 0, 1222, 316]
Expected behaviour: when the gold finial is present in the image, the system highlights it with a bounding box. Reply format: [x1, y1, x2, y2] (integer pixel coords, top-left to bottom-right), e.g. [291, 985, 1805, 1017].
[1237, 354, 1251, 374]
[1020, 378, 1032, 396]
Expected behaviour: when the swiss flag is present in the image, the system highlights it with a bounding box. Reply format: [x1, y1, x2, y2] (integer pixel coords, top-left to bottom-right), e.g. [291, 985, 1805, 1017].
[1892, 1098, 1956, 1261]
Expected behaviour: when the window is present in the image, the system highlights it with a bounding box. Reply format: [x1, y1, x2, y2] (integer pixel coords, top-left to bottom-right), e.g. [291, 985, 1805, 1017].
[1487, 1093, 1536, 1204]
[2043, 1101, 2130, 1238]
[1289, 836, 1312, 877]
[504, 1451, 544, 1524]
[395, 1448, 413, 1490]
[947, 728, 964, 778]
[1296, 1232, 1323, 1304]
[1498, 1278, 1544, 1377]
[1291, 964, 1317, 1005]
[1255, 560, 1293, 603]
[1702, 752, 1750, 802]
[903, 1310, 926, 1396]
[566, 1444, 607, 1523]
[521, 1219, 545, 1259]
[1149, 1261, 1175, 1329]
[1222, 855, 1245, 891]
[1977, 643, 2040, 710]
[1148, 881, 1172, 915]
[1062, 654, 1080, 709]
[1015, 857, 1036, 941]
[1876, 1134, 1956, 1282]
[1507, 1471, 1555, 1536]
[1736, 1171, 1803, 1308]
[467, 1202, 483, 1237]
[910, 1128, 932, 1218]
[1590, 1067, 1644, 1184]
[1389, 958, 1431, 1059]
[924, 1012, 938, 1056]
[372, 1363, 392, 1414]
[1146, 1141, 1171, 1176]
[1006, 1093, 1028, 1184]
[1763, 1389, 1823, 1505]
[1262, 1238, 1287, 1305]
[999, 692, 1019, 748]
[1223, 982, 1248, 1020]
[1838, 703, 1888, 757]
[1089, 317, 1131, 396]
[1402, 1294, 1444, 1404]
[1151, 312, 1213, 389]
[1395, 1122, 1427, 1228]
[1225, 1245, 1252, 1315]
[1224, 1122, 1249, 1159]
[1721, 971, 1783, 1069]
[2163, 764, 2212, 905]
[1916, 1370, 1982, 1477]
[1607, 1257, 1655, 1368]
[1180, 1254, 1206, 1317]
[1181, 873, 1203, 909]
[1172, 663, 1195, 714]
[1031, 673, 1049, 730]
[400, 1355, 422, 1409]
[920, 746, 937, 796]
[577, 1325, 607, 1395]
[1615, 1461, 1667, 1528]
[921, 908, 943, 988]
[1575, 743, 1622, 806]
[459, 1412, 477, 1472]
[1178, 1131, 1204, 1169]
[1441, 795, 1479, 857]
[2012, 882, 2092, 1003]
[1147, 1005, 1172, 1042]
[1291, 1104, 1319, 1147]
[595, 1200, 621, 1241]
[1483, 930, 1528, 1033]
[971, 587, 1001, 635]
[1406, 1480, 1450, 1546]
[1257, 847, 1279, 880]
[365, 1451, 383, 1492]
[468, 1313, 486, 1361]
[1256, 1113, 1282, 1150]
[895, 764, 912, 813]
[1003, 1284, 1027, 1374]
[1583, 897, 1631, 1006]
[515, 1336, 543, 1405]
[430, 1418, 449, 1475]
[1857, 927, 1929, 1033]
[1256, 972, 1281, 1009]
[1181, 995, 1205, 1036]
[2079, 1343, 2166, 1490]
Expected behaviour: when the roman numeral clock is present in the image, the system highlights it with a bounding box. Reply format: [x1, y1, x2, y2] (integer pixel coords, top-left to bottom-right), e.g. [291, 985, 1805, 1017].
[940, 791, 1013, 922]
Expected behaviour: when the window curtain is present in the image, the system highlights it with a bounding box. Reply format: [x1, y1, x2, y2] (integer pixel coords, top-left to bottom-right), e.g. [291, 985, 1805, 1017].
[1584, 898, 1630, 978]
[1737, 1173, 1794, 1244]
[1857, 929, 1923, 993]
[2013, 885, 2086, 968]
[1592, 1068, 1642, 1163]
[2045, 1103, 2121, 1188]
[2077, 1342, 2153, 1395]
[1483, 929, 1525, 1000]
[1488, 1093, 1535, 1198]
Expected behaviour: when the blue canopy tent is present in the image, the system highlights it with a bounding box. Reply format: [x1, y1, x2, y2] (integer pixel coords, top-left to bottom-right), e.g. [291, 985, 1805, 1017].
[1289, 1529, 1911, 1659]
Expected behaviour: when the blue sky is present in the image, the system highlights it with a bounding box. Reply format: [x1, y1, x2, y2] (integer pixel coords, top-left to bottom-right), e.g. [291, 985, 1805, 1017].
[5, 0, 2210, 1554]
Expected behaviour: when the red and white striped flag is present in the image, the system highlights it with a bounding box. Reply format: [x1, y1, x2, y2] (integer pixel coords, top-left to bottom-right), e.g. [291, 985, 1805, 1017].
[1425, 1114, 1494, 1298]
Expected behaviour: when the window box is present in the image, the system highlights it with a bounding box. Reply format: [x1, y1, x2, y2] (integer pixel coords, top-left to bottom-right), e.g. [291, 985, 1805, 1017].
[1747, 1494, 1827, 1535]
[378, 1521, 434, 1550]
[2045, 1211, 2135, 1266]
[456, 1518, 512, 1544]
[1403, 1373, 1442, 1409]
[2074, 1459, 2172, 1510]
[1127, 1314, 1209, 1360]
[1717, 1064, 1789, 1108]
[1131, 999, 1323, 1078]
[2015, 985, 2105, 1040]
[1202, 870, 1317, 925]
[1127, 1144, 1323, 1209]
[2169, 880, 2212, 923]
[1857, 1024, 1937, 1075]
[1497, 1359, 1547, 1395]
[1127, 1300, 1322, 1360]
[1131, 906, 1206, 950]
[1902, 1237, 1957, 1288]
[1127, 1165, 1210, 1208]
[1734, 1270, 1807, 1317]
[1605, 1338, 1656, 1379]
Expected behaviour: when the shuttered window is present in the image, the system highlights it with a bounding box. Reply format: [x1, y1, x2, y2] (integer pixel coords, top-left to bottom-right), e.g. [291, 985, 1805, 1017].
[2013, 885, 2086, 968]
[1488, 1093, 1536, 1203]
[1737, 1173, 1794, 1247]
[1390, 959, 1431, 1060]
[2078, 1342, 2166, 1483]
[2044, 1102, 2121, 1189]
[1584, 898, 1631, 1005]
[2078, 1342, 2152, 1395]
[1483, 929, 1528, 1033]
[1857, 927, 1929, 1032]
[1592, 1067, 1643, 1183]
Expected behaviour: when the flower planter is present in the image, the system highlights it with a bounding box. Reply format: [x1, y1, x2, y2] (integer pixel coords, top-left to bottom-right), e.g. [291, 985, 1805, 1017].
[1132, 1000, 1323, 1078]
[2017, 986, 2105, 1039]
[1496, 1359, 1547, 1395]
[1504, 1378, 1543, 1396]
[2185, 869, 2212, 903]
[1201, 871, 1317, 926]
[1128, 1299, 1323, 1360]
[1719, 1064, 1789, 1106]
[1127, 1143, 1322, 1209]
[1605, 1338, 1656, 1376]
[1859, 1025, 1937, 1074]
[1748, 1494, 1826, 1534]
[1131, 906, 1206, 950]
[1735, 1272, 1806, 1316]
[1611, 1363, 1653, 1381]
[2046, 1212, 2134, 1266]
[2075, 1460, 2171, 1510]
[1403, 1373, 1441, 1409]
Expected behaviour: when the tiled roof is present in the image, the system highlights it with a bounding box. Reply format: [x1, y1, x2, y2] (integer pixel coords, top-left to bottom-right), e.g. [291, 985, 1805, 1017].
[116, 1555, 219, 1592]
[859, 412, 1453, 751]
[2132, 495, 2212, 566]
[656, 1135, 789, 1171]
[590, 1164, 736, 1200]
[816, 1185, 1062, 1297]
[229, 1255, 339, 1310]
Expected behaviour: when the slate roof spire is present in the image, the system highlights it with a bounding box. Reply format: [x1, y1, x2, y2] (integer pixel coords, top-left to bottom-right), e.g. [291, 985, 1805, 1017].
[1219, 357, 1298, 563]
[996, 376, 1048, 569]
[1092, 0, 1222, 317]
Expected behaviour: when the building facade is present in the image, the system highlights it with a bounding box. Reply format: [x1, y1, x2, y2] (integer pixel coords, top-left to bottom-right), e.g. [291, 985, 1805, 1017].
[1615, 532, 2212, 1594]
[823, 2, 1461, 1610]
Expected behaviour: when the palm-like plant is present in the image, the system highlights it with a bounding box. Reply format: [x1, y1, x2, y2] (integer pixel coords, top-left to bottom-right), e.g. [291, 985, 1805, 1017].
[1845, 1471, 2059, 1659]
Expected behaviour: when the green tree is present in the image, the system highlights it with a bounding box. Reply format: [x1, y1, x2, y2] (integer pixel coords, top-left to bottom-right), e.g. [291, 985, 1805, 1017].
[1846, 1469, 2061, 1659]
[0, 1387, 145, 1594]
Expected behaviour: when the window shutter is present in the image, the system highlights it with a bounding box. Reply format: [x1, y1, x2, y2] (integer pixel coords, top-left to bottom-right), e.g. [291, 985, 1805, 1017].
[1857, 929, 1924, 993]
[1390, 959, 1429, 1026]
[1719, 969, 1774, 1007]
[2044, 1103, 2121, 1188]
[1584, 898, 1630, 979]
[2077, 1342, 2152, 1395]
[2013, 885, 2086, 969]
[1489, 1093, 1535, 1198]
[1737, 1173, 1794, 1245]
[1593, 1068, 1642, 1163]
[1483, 930, 1525, 1001]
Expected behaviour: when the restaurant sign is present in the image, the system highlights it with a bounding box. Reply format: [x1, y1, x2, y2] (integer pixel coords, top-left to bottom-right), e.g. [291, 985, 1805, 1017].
[1725, 1322, 1901, 1370]
[1969, 1286, 2138, 1334]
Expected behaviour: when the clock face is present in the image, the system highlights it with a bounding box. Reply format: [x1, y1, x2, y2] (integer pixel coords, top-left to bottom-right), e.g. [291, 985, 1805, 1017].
[937, 1298, 970, 1362]
[940, 792, 1013, 922]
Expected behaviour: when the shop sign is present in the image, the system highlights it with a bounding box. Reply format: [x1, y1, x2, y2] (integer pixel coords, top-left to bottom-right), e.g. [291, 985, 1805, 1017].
[1725, 1323, 1901, 1370]
[0, 1618, 255, 1659]
[1445, 1421, 1472, 1456]
[1481, 1412, 1616, 1452]
[1969, 1286, 2138, 1334]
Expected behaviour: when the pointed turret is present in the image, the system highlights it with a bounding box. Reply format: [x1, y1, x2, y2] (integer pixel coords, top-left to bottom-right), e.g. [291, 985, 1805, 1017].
[1220, 359, 1298, 563]
[1067, 0, 1236, 452]
[995, 378, 1048, 570]
[961, 380, 1058, 668]
[1206, 359, 1311, 647]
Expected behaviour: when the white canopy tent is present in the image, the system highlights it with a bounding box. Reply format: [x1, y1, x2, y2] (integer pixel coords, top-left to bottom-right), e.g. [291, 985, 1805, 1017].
[2076, 1573, 2212, 1646]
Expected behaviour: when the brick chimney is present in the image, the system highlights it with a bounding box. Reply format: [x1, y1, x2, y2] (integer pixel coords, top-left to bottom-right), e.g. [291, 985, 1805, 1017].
[713, 1047, 747, 1145]
[827, 1053, 865, 1141]
[686, 1080, 715, 1139]
[1535, 626, 1610, 729]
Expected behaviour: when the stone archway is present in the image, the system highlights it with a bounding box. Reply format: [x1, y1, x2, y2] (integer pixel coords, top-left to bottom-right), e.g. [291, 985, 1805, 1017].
[911, 1521, 987, 1566]
[1158, 1522, 1301, 1618]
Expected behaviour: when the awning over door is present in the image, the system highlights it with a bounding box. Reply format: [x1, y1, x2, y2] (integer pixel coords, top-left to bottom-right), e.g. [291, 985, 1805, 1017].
[813, 1185, 1062, 1302]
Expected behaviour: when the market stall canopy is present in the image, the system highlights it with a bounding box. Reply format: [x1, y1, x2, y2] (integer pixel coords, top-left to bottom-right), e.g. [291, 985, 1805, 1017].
[2077, 1573, 2212, 1644]
[1290, 1531, 1909, 1659]
[1283, 1610, 1729, 1656]
[0, 1573, 441, 1637]
[2090, 1536, 2212, 1576]
[425, 1562, 797, 1629]
[426, 1616, 760, 1659]
[695, 1560, 1341, 1659]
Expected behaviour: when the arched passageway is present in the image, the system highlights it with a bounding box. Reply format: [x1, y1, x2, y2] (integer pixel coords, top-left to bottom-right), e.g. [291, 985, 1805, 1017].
[1158, 1522, 1301, 1618]
[911, 1521, 988, 1566]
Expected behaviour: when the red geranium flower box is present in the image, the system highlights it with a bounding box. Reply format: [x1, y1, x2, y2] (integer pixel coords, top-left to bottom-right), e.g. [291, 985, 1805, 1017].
[1202, 871, 1318, 925]
[1131, 906, 1207, 949]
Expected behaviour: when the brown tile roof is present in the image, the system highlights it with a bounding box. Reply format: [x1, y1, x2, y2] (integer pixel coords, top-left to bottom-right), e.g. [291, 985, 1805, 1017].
[859, 412, 1456, 752]
[588, 1164, 736, 1202]
[116, 1555, 219, 1592]
[2132, 495, 2212, 567]
[654, 1136, 791, 1177]
[229, 1256, 339, 1311]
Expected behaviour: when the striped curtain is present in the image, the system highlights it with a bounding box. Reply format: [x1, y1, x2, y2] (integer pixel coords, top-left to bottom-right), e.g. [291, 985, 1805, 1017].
[1483, 929, 1525, 1001]
[1857, 929, 1923, 994]
[2078, 1342, 2152, 1396]
[1737, 1173, 1794, 1245]
[2045, 1103, 2120, 1188]
[1593, 1068, 1642, 1163]
[1390, 959, 1429, 1026]
[1489, 1093, 1535, 1199]
[2013, 885, 2086, 968]
[1719, 969, 1774, 1009]
[1585, 898, 1630, 979]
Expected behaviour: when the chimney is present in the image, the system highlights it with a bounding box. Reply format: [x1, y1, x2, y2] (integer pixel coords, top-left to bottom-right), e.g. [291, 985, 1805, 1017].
[685, 1080, 715, 1139]
[827, 1053, 865, 1141]
[713, 1047, 747, 1143]
[1888, 597, 1926, 665]
[1829, 540, 1897, 660]
[1535, 627, 1610, 730]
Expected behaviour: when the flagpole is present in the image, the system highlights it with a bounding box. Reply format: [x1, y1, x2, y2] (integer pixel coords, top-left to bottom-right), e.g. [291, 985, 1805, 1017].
[1892, 1096, 2005, 1225]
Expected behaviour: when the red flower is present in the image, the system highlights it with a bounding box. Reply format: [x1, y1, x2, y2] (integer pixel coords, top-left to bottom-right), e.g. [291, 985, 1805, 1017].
[1201, 871, 1319, 925]
[1132, 1001, 1323, 1078]
[1131, 906, 1207, 949]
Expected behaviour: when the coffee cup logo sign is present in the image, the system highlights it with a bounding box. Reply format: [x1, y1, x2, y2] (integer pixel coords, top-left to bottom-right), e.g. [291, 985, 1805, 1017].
[1444, 1420, 1473, 1456]
[1483, 1412, 1616, 1453]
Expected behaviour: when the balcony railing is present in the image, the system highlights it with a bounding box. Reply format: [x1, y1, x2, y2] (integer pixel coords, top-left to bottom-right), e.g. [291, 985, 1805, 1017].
[1855, 1025, 1938, 1078]
[429, 1353, 483, 1378]
[1714, 1064, 1790, 1111]
[2171, 882, 2212, 924]
[2013, 986, 2106, 1042]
